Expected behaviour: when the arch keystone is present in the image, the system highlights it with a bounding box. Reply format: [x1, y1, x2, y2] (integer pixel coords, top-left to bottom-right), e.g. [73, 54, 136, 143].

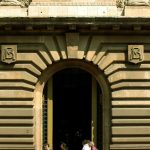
[66, 33, 79, 58]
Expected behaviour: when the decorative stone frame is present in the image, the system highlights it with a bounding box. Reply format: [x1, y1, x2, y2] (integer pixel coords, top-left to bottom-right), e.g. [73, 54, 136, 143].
[34, 59, 111, 150]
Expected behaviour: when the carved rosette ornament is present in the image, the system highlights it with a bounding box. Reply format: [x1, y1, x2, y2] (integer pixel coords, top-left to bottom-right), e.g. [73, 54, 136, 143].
[128, 45, 144, 64]
[1, 45, 17, 64]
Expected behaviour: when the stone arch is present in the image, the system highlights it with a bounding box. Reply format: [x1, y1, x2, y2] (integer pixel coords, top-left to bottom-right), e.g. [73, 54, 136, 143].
[0, 35, 122, 150]
[0, 34, 150, 150]
[34, 59, 111, 150]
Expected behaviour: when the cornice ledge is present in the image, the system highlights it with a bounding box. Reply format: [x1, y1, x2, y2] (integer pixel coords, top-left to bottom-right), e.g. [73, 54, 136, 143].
[0, 17, 149, 25]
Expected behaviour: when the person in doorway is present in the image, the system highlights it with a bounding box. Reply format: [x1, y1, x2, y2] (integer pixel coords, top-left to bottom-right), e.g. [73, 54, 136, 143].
[73, 129, 83, 150]
[60, 142, 68, 150]
[89, 141, 98, 150]
[82, 140, 91, 150]
[44, 143, 50, 150]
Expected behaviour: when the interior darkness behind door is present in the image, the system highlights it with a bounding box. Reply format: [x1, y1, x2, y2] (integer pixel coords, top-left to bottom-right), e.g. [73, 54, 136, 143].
[53, 68, 91, 150]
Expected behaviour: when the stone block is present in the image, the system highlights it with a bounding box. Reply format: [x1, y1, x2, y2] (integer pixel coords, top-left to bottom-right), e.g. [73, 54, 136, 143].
[66, 33, 79, 58]
[112, 126, 150, 135]
[0, 108, 33, 117]
[31, 0, 116, 5]
[77, 6, 88, 17]
[96, 0, 116, 5]
[50, 0, 71, 2]
[112, 108, 150, 117]
[0, 6, 27, 17]
[67, 6, 76, 17]
[28, 4, 117, 17]
[87, 6, 98, 16]
[28, 5, 49, 17]
[0, 127, 33, 135]
[124, 6, 150, 17]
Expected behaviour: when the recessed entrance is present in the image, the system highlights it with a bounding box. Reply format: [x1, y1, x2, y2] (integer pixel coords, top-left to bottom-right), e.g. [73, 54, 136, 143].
[43, 68, 103, 150]
[53, 68, 92, 150]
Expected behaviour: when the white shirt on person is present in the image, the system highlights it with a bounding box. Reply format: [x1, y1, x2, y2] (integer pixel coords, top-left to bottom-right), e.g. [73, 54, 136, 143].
[82, 144, 91, 150]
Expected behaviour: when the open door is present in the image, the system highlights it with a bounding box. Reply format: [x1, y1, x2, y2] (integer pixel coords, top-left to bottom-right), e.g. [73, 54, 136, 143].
[43, 68, 102, 150]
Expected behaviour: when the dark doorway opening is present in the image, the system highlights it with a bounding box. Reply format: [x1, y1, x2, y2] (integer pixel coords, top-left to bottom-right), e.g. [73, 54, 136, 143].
[53, 68, 92, 150]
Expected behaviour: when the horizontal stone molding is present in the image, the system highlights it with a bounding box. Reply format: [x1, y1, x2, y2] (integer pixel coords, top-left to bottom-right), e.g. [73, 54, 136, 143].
[112, 108, 150, 117]
[0, 71, 37, 84]
[112, 119, 150, 124]
[108, 71, 150, 83]
[0, 101, 33, 106]
[110, 144, 150, 149]
[0, 144, 35, 148]
[0, 108, 33, 117]
[111, 82, 150, 90]
[0, 137, 34, 143]
[28, 5, 117, 17]
[112, 126, 150, 135]
[0, 119, 33, 125]
[112, 90, 150, 98]
[112, 137, 150, 143]
[0, 127, 33, 135]
[30, 1, 116, 5]
[0, 82, 35, 90]
[0, 90, 33, 98]
[112, 100, 150, 106]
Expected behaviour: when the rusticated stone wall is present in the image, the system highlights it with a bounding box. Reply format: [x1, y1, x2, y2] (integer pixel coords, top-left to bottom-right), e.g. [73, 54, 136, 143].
[0, 34, 150, 150]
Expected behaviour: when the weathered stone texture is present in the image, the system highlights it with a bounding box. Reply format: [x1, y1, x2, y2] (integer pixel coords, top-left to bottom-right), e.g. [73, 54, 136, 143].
[0, 6, 27, 17]
[125, 6, 150, 17]
[125, 0, 149, 6]
[31, 0, 116, 4]
[66, 33, 79, 58]
[28, 5, 117, 17]
[0, 0, 150, 17]
[0, 35, 150, 150]
[112, 126, 150, 134]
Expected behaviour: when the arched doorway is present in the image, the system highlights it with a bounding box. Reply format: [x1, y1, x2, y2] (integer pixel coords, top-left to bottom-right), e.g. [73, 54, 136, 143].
[35, 60, 110, 150]
[53, 68, 93, 150]
[43, 68, 103, 150]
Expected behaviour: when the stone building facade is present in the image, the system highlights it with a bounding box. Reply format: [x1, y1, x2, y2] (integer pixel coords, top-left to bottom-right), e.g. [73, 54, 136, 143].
[0, 0, 150, 150]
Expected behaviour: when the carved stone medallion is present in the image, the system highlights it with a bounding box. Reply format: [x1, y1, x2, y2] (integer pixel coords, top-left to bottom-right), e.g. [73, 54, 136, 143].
[128, 45, 144, 64]
[0, 0, 30, 7]
[1, 45, 17, 64]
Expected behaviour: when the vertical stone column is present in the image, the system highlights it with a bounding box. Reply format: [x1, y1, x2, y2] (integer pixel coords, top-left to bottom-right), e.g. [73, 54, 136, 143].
[91, 77, 97, 145]
[47, 78, 53, 149]
[34, 90, 43, 150]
